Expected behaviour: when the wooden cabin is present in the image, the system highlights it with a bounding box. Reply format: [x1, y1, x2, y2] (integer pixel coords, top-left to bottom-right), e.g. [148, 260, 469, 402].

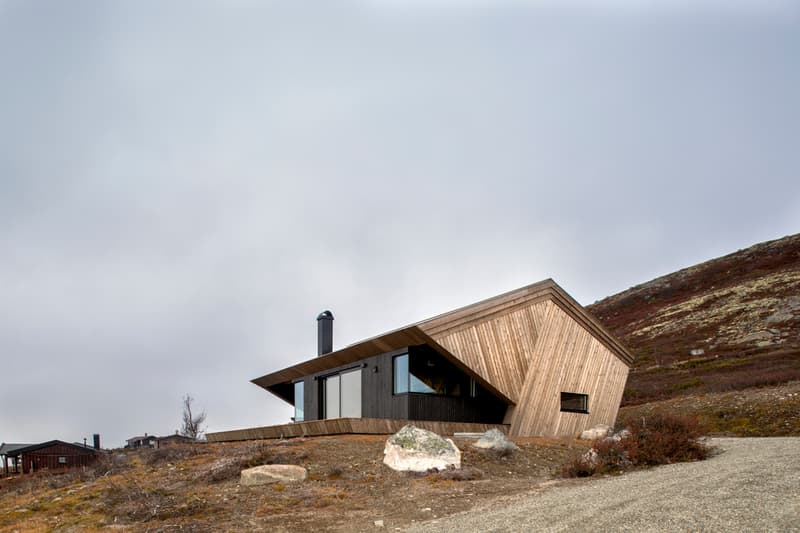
[213, 279, 632, 440]
[5, 440, 101, 474]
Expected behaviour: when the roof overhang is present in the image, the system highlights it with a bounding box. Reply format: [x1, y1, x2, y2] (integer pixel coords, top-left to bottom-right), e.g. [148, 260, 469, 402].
[251, 325, 515, 405]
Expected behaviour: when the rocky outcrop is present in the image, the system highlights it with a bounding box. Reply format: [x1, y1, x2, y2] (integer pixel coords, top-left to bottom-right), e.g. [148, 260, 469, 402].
[383, 425, 461, 472]
[240, 464, 307, 486]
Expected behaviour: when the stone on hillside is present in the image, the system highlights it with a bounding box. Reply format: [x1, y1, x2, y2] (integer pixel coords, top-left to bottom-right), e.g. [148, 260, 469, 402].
[383, 425, 461, 472]
[472, 428, 519, 453]
[580, 424, 612, 441]
[582, 448, 599, 467]
[611, 429, 631, 442]
[240, 464, 307, 486]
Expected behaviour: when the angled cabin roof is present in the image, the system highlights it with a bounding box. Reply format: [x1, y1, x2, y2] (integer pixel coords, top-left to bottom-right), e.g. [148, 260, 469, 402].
[252, 279, 633, 405]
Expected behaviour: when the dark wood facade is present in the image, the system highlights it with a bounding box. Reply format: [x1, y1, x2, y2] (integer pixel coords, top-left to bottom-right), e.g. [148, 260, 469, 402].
[10, 441, 100, 474]
[295, 345, 508, 425]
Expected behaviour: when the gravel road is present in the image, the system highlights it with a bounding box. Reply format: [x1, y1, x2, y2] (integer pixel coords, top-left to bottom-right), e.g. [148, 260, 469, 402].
[406, 438, 800, 532]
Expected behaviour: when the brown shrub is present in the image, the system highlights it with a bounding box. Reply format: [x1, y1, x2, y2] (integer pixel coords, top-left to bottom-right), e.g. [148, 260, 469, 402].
[562, 414, 710, 477]
[623, 413, 710, 465]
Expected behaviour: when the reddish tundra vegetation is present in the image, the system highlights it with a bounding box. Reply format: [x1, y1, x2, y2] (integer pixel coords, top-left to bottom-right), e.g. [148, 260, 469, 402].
[589, 233, 800, 406]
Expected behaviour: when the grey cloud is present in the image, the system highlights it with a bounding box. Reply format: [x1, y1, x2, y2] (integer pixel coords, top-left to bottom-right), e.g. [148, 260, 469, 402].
[1, 1, 798, 446]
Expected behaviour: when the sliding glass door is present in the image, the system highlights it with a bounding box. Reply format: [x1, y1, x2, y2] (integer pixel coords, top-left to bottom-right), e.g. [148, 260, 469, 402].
[323, 368, 361, 419]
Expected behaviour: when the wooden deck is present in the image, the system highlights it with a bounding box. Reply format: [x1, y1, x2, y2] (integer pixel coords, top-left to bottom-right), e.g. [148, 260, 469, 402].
[206, 418, 509, 442]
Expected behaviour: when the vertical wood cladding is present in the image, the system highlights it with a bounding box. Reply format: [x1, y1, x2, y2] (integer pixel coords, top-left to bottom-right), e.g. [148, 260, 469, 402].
[361, 349, 409, 420]
[509, 301, 629, 437]
[430, 300, 549, 404]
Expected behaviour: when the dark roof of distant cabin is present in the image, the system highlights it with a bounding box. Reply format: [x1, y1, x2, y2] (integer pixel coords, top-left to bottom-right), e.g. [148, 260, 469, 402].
[126, 435, 156, 442]
[252, 279, 634, 405]
[0, 443, 34, 455]
[5, 440, 101, 456]
[156, 434, 195, 442]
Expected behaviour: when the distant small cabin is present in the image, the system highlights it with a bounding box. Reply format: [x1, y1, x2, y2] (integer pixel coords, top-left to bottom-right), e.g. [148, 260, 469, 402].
[125, 433, 195, 449]
[125, 434, 157, 449]
[210, 279, 633, 441]
[3, 440, 101, 474]
[155, 434, 195, 448]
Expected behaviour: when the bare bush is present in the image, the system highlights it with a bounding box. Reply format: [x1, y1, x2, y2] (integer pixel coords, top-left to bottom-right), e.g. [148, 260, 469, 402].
[563, 414, 710, 478]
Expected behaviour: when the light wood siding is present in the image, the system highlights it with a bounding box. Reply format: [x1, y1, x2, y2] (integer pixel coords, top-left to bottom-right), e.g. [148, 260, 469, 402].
[430, 301, 549, 403]
[509, 301, 629, 437]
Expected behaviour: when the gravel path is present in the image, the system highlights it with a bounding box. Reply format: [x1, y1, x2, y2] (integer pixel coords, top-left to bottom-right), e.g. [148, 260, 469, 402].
[406, 438, 800, 532]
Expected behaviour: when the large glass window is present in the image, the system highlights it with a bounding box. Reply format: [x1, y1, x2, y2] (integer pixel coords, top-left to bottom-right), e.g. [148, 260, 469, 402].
[294, 381, 304, 422]
[324, 375, 340, 418]
[323, 369, 362, 419]
[340, 369, 362, 418]
[393, 353, 409, 394]
[393, 352, 464, 396]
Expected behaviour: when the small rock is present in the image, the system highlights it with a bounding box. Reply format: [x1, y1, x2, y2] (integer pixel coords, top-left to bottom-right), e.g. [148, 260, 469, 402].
[472, 429, 519, 452]
[240, 464, 307, 486]
[580, 424, 611, 440]
[611, 429, 631, 442]
[374, 519, 385, 527]
[582, 448, 599, 467]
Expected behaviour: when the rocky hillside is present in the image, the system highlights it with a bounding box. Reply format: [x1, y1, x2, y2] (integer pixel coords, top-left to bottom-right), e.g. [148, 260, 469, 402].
[588, 233, 800, 405]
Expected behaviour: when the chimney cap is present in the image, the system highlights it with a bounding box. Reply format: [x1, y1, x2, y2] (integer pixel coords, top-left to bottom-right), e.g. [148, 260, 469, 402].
[316, 310, 334, 321]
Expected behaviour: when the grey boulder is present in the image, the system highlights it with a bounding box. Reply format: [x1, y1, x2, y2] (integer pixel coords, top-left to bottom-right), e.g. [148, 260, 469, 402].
[240, 464, 307, 486]
[472, 428, 519, 452]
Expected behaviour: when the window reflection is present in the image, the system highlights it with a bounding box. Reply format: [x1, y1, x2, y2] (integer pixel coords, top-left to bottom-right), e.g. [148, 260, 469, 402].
[394, 352, 465, 397]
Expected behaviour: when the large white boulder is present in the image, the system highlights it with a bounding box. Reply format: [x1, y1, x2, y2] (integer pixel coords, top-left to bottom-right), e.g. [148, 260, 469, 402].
[240, 464, 307, 486]
[580, 424, 612, 441]
[383, 425, 461, 472]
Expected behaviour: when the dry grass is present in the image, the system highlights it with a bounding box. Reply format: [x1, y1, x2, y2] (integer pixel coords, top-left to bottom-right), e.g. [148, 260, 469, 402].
[0, 435, 582, 532]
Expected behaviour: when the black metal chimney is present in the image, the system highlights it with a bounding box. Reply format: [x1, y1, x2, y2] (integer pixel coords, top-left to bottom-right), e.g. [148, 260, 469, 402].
[317, 310, 334, 356]
[93, 434, 100, 450]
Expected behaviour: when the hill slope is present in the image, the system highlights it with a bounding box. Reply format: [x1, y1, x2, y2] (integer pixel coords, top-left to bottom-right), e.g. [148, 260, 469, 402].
[587, 233, 800, 405]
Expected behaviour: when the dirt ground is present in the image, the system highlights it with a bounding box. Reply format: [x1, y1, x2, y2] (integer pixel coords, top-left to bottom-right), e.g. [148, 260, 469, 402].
[4, 382, 795, 532]
[0, 434, 586, 532]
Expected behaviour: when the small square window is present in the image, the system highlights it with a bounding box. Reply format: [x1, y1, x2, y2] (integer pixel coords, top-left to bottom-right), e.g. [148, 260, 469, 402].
[58, 456, 67, 464]
[560, 392, 589, 413]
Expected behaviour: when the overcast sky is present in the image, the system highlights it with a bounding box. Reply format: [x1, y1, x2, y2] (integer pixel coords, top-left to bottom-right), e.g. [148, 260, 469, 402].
[1, 1, 798, 448]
